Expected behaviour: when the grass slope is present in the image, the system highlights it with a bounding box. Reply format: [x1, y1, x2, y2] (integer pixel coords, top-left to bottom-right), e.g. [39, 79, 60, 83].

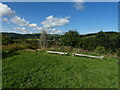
[2, 51, 118, 88]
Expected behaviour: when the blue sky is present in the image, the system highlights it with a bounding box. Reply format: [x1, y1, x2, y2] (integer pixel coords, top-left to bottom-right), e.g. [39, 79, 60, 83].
[1, 2, 118, 34]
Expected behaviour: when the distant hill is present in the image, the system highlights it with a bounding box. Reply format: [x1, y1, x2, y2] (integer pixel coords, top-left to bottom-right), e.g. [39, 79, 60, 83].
[80, 31, 119, 37]
[1, 32, 61, 39]
[1, 32, 40, 39]
[1, 31, 119, 39]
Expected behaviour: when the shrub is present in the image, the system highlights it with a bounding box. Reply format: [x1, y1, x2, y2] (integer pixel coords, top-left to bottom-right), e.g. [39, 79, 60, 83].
[50, 46, 60, 50]
[2, 35, 14, 45]
[2, 44, 21, 53]
[2, 42, 32, 54]
[19, 43, 30, 49]
[48, 46, 73, 52]
[62, 46, 73, 52]
[94, 46, 106, 54]
[117, 49, 120, 57]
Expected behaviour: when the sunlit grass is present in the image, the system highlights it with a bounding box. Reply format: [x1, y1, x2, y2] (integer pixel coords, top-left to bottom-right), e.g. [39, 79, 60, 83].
[2, 51, 118, 88]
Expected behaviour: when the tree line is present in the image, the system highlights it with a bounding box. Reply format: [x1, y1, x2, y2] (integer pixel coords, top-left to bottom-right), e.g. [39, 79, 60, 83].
[60, 31, 120, 55]
[2, 30, 120, 56]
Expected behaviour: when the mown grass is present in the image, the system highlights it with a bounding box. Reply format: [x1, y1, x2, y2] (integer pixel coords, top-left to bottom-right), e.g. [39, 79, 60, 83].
[2, 50, 118, 88]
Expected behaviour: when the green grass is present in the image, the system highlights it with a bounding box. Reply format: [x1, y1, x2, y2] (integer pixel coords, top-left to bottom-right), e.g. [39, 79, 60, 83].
[2, 51, 118, 88]
[0, 60, 2, 89]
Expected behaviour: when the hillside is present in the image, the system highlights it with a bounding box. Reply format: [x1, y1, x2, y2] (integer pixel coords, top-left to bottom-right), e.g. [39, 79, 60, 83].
[1, 31, 119, 39]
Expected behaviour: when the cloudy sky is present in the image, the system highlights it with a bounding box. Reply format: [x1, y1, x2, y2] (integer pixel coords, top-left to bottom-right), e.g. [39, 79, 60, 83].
[0, 2, 118, 34]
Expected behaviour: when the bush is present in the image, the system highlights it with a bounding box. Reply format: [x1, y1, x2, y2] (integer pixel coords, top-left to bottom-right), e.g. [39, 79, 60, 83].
[61, 46, 73, 52]
[2, 44, 21, 53]
[117, 49, 120, 57]
[2, 42, 32, 53]
[94, 46, 106, 54]
[48, 46, 73, 52]
[2, 35, 14, 45]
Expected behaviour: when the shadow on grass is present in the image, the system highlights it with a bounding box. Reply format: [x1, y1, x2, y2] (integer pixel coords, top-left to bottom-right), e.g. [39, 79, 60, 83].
[2, 51, 19, 59]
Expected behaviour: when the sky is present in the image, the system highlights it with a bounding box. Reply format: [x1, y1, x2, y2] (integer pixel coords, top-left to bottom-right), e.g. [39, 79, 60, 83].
[0, 2, 118, 34]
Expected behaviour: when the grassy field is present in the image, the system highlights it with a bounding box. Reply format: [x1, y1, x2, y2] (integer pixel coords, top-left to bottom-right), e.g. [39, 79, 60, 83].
[2, 50, 118, 88]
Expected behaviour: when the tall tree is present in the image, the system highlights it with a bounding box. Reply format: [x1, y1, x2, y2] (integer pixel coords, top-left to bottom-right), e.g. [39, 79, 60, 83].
[39, 30, 48, 48]
[60, 30, 80, 47]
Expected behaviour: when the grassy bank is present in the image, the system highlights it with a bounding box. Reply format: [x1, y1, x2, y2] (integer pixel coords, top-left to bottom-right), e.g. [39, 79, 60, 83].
[2, 50, 118, 88]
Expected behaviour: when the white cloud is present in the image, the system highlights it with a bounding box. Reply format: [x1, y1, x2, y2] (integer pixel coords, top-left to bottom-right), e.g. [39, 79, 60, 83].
[73, 0, 84, 10]
[33, 15, 69, 34]
[29, 23, 37, 27]
[47, 28, 64, 34]
[73, 0, 84, 2]
[41, 15, 70, 28]
[10, 16, 38, 28]
[13, 27, 33, 34]
[29, 31, 33, 34]
[2, 17, 10, 24]
[14, 27, 28, 32]
[2, 17, 8, 22]
[33, 27, 43, 30]
[33, 27, 64, 34]
[0, 3, 15, 16]
[10, 16, 29, 26]
[74, 3, 84, 10]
